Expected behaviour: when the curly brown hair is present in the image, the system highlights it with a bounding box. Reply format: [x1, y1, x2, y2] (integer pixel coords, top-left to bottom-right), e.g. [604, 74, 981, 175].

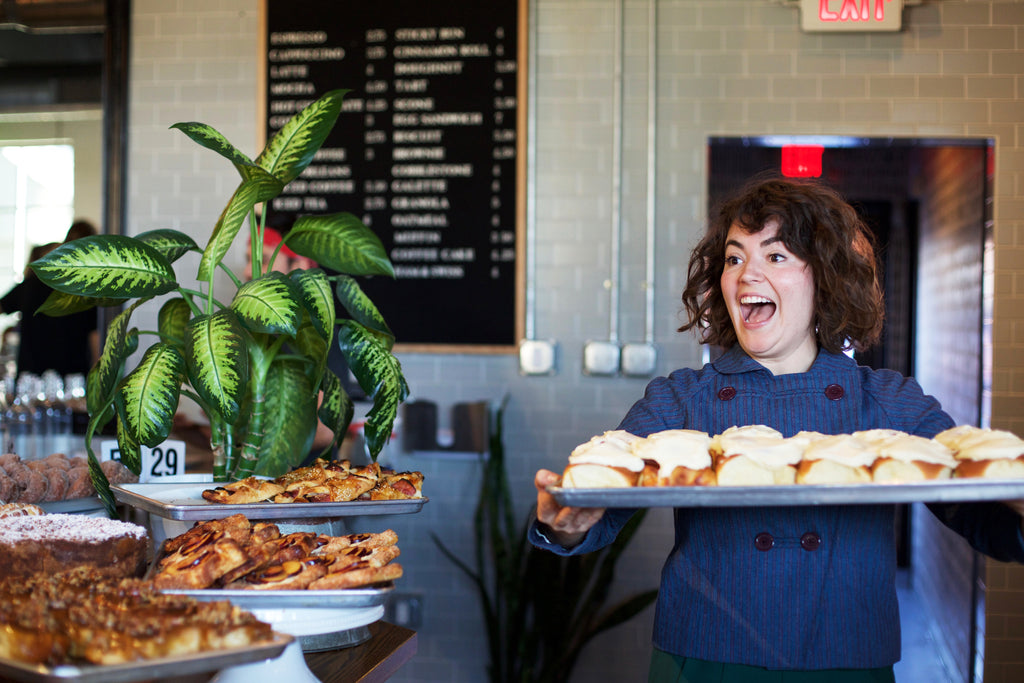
[680, 175, 884, 354]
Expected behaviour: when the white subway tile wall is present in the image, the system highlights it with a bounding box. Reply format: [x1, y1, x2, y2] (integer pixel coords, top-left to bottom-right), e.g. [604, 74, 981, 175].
[127, 1, 1024, 681]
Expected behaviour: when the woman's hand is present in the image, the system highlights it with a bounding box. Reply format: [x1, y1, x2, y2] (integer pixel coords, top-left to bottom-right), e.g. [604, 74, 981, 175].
[534, 469, 605, 549]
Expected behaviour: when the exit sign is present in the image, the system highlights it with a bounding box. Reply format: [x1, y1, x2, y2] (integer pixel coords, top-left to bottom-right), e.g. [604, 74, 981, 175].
[801, 0, 903, 32]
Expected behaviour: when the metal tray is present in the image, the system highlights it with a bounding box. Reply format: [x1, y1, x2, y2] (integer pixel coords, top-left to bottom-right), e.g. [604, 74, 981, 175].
[39, 497, 105, 516]
[111, 482, 428, 521]
[549, 478, 1024, 508]
[0, 633, 292, 683]
[166, 584, 394, 610]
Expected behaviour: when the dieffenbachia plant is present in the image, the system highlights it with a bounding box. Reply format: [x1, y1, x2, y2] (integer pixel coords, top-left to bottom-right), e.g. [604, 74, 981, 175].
[31, 89, 408, 515]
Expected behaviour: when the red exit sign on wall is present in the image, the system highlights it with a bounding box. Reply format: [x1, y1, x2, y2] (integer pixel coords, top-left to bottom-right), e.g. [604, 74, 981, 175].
[801, 0, 903, 32]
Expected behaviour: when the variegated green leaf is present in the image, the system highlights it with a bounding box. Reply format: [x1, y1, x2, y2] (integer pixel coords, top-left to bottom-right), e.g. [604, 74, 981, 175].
[291, 268, 334, 340]
[197, 173, 284, 280]
[170, 122, 260, 180]
[252, 359, 318, 476]
[36, 289, 122, 316]
[318, 370, 353, 454]
[256, 89, 346, 185]
[335, 274, 393, 341]
[336, 320, 408, 460]
[287, 213, 394, 277]
[291, 318, 329, 378]
[185, 310, 249, 424]
[116, 342, 184, 448]
[88, 300, 149, 416]
[86, 369, 116, 436]
[231, 270, 301, 335]
[158, 297, 192, 345]
[115, 414, 143, 475]
[135, 229, 200, 263]
[30, 235, 177, 298]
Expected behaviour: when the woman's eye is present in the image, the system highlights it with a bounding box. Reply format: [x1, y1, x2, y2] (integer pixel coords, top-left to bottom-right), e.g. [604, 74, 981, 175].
[724, 255, 740, 266]
[768, 252, 786, 263]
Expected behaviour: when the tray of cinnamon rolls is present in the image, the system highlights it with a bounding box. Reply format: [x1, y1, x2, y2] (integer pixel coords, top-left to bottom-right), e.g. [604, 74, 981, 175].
[548, 425, 1024, 508]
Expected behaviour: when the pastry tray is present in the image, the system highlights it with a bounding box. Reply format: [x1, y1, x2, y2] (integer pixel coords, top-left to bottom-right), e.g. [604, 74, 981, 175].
[111, 482, 428, 520]
[549, 478, 1024, 508]
[0, 633, 292, 683]
[166, 584, 393, 610]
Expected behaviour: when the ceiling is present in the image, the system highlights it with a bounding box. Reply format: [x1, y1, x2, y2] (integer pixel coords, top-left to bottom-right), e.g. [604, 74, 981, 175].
[0, 1, 107, 110]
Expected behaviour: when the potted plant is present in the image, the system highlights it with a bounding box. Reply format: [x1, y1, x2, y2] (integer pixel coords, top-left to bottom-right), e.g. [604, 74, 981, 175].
[433, 398, 658, 683]
[30, 89, 409, 515]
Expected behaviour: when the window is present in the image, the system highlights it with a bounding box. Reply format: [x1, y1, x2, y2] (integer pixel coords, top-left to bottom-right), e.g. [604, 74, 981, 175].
[0, 143, 75, 332]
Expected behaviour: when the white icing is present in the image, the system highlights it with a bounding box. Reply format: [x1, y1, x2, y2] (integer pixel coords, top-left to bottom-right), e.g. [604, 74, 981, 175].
[0, 514, 148, 544]
[851, 429, 904, 448]
[715, 429, 803, 469]
[949, 428, 1024, 461]
[570, 430, 641, 457]
[802, 434, 877, 468]
[569, 430, 645, 471]
[718, 424, 783, 440]
[632, 429, 713, 475]
[877, 434, 957, 468]
[933, 425, 979, 450]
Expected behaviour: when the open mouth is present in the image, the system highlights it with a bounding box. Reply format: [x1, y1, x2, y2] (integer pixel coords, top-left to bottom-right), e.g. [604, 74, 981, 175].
[740, 295, 776, 323]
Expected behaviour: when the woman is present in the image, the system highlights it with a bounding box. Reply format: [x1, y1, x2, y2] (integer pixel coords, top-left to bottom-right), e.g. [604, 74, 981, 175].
[530, 176, 1024, 682]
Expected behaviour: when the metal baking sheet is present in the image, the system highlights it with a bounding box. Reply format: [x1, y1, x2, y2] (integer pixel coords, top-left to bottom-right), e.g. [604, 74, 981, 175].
[549, 478, 1024, 508]
[167, 584, 393, 610]
[39, 497, 105, 516]
[111, 482, 428, 520]
[0, 633, 292, 683]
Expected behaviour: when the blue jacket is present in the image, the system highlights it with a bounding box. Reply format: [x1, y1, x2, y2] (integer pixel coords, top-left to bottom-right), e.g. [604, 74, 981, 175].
[529, 346, 1024, 669]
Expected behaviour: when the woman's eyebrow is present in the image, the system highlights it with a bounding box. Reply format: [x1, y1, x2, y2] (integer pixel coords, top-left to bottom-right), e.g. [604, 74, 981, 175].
[724, 235, 783, 250]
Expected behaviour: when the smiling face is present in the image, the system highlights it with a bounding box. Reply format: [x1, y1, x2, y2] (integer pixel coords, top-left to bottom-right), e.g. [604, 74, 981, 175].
[720, 219, 818, 375]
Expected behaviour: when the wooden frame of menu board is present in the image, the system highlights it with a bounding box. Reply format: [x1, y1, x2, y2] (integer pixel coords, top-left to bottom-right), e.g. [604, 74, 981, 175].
[259, 0, 528, 354]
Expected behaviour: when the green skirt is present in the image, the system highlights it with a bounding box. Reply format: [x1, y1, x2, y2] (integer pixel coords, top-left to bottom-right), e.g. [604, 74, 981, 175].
[648, 649, 896, 683]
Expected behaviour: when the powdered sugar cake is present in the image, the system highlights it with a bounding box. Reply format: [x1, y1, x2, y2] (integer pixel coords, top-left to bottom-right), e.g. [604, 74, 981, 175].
[0, 513, 149, 582]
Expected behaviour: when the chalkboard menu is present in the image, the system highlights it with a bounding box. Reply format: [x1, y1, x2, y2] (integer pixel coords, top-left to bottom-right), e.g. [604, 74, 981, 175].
[261, 0, 527, 352]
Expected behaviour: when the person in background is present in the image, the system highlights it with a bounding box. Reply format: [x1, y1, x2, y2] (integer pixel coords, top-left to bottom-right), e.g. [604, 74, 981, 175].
[530, 176, 1024, 682]
[0, 220, 100, 378]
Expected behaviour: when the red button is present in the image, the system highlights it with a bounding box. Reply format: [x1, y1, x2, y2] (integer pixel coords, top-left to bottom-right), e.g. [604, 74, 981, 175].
[800, 532, 821, 551]
[754, 532, 774, 551]
[824, 384, 844, 400]
[718, 386, 737, 401]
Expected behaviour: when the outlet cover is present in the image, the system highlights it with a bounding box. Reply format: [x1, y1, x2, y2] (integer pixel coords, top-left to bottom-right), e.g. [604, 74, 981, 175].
[622, 342, 657, 377]
[519, 339, 557, 375]
[583, 340, 621, 376]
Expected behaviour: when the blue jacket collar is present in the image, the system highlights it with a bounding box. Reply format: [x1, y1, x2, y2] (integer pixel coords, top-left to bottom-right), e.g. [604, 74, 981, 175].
[711, 344, 855, 376]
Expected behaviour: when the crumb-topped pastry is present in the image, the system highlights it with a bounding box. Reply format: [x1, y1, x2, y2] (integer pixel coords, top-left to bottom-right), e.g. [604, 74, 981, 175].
[0, 514, 149, 582]
[0, 567, 273, 666]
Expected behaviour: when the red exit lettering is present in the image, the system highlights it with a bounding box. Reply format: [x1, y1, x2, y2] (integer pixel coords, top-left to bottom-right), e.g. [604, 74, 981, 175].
[819, 0, 893, 22]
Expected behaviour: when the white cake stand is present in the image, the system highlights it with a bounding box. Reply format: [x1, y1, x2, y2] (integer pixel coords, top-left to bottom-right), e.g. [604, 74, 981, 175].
[210, 604, 385, 683]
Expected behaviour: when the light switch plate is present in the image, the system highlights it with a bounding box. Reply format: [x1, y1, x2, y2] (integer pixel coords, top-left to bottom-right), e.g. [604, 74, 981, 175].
[583, 340, 621, 376]
[519, 339, 558, 375]
[622, 342, 658, 377]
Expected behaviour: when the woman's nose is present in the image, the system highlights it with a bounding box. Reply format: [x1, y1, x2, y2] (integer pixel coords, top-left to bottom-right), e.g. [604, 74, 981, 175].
[739, 259, 764, 281]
